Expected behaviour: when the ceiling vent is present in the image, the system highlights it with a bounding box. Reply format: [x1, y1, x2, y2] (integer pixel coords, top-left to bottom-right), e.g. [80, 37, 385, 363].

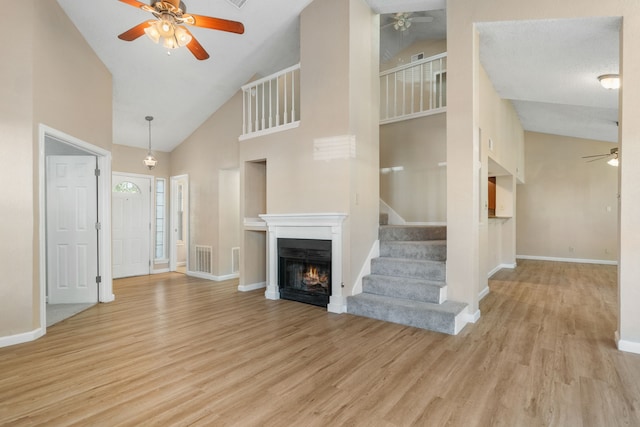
[227, 0, 247, 8]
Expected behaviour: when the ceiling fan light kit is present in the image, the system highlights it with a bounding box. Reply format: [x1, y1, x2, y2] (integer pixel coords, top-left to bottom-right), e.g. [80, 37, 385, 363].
[117, 0, 245, 60]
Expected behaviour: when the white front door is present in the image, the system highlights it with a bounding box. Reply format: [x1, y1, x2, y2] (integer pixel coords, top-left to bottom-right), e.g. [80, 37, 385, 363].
[46, 156, 99, 304]
[112, 175, 151, 278]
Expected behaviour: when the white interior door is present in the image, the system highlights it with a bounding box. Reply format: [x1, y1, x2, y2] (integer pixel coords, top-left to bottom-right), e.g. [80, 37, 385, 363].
[46, 155, 98, 304]
[112, 174, 151, 278]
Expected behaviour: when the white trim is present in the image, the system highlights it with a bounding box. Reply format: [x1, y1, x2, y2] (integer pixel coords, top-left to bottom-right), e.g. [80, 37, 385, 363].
[238, 281, 266, 292]
[152, 268, 170, 274]
[488, 263, 517, 278]
[479, 286, 490, 300]
[238, 121, 300, 141]
[185, 271, 240, 282]
[0, 328, 45, 349]
[177, 261, 187, 267]
[462, 309, 481, 326]
[405, 221, 447, 226]
[616, 331, 640, 354]
[517, 255, 617, 265]
[39, 125, 114, 341]
[154, 258, 169, 265]
[352, 240, 380, 295]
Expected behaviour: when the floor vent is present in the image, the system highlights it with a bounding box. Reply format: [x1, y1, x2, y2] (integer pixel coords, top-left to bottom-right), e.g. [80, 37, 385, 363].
[232, 247, 240, 273]
[226, 0, 247, 8]
[194, 245, 213, 274]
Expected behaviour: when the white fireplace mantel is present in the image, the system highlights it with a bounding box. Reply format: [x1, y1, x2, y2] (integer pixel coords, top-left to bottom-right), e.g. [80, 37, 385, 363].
[259, 213, 347, 314]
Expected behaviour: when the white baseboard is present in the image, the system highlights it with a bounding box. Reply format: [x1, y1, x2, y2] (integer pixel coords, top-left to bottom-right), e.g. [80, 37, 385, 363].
[455, 308, 480, 335]
[186, 271, 239, 282]
[478, 286, 490, 300]
[516, 255, 617, 266]
[616, 331, 640, 354]
[177, 261, 187, 267]
[352, 240, 380, 295]
[0, 327, 45, 349]
[238, 281, 266, 292]
[152, 268, 170, 274]
[379, 198, 406, 225]
[488, 263, 517, 278]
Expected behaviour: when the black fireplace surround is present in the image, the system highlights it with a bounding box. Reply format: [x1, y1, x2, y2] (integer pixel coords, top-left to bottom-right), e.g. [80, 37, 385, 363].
[278, 238, 331, 307]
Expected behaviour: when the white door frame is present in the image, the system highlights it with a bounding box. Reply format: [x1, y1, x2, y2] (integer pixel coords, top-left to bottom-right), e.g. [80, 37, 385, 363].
[112, 172, 153, 278]
[170, 174, 189, 272]
[38, 125, 113, 336]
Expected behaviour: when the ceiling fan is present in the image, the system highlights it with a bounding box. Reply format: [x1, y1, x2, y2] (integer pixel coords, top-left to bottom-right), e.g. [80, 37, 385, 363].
[381, 12, 434, 32]
[117, 0, 245, 60]
[582, 147, 619, 166]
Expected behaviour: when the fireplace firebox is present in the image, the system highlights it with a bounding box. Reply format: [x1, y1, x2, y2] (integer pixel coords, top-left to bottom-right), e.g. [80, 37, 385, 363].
[278, 238, 331, 307]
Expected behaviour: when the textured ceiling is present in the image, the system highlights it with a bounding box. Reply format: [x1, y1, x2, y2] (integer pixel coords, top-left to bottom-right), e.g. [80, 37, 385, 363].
[477, 17, 621, 143]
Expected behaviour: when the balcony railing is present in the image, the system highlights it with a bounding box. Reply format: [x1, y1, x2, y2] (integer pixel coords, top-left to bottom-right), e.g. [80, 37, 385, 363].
[240, 63, 300, 140]
[380, 53, 447, 124]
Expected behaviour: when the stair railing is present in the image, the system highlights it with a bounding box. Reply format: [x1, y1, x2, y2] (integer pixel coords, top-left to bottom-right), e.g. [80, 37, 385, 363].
[240, 63, 301, 140]
[380, 53, 447, 124]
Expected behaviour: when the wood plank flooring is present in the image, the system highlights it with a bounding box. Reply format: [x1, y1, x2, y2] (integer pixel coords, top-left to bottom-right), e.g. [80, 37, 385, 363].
[1, 260, 639, 426]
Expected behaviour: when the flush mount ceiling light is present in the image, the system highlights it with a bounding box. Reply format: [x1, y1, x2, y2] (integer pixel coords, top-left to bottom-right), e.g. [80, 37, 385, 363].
[143, 116, 158, 170]
[598, 74, 620, 90]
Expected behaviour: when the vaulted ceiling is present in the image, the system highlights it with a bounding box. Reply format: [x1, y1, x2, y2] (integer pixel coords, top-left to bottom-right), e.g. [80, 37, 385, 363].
[56, 0, 619, 152]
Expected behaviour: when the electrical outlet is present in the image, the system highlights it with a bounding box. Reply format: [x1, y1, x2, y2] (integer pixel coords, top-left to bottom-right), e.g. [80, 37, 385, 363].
[569, 246, 574, 253]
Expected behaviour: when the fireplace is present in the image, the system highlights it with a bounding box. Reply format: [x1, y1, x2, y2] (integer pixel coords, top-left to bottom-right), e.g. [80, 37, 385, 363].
[260, 213, 347, 313]
[278, 238, 331, 307]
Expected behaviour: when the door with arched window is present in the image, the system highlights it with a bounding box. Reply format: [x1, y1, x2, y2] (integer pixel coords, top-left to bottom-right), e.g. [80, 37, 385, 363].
[112, 174, 151, 278]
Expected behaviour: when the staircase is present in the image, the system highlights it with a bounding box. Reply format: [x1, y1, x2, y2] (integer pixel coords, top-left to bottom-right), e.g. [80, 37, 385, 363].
[347, 214, 468, 335]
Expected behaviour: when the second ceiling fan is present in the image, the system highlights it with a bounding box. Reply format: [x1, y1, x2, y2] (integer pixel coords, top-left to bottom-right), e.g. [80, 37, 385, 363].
[117, 0, 245, 60]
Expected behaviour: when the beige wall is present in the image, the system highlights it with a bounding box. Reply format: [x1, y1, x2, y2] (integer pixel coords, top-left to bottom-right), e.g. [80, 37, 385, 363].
[0, 0, 35, 336]
[448, 0, 640, 346]
[239, 0, 378, 293]
[0, 0, 113, 340]
[171, 91, 242, 277]
[517, 132, 618, 261]
[478, 62, 523, 283]
[380, 113, 446, 223]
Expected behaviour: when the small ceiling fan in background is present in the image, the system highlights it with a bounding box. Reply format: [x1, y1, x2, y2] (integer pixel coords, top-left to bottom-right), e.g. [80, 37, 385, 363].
[582, 147, 619, 166]
[381, 12, 434, 32]
[117, 0, 245, 60]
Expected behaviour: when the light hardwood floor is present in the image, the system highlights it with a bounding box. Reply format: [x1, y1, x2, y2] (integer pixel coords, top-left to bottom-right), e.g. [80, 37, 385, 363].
[1, 260, 639, 426]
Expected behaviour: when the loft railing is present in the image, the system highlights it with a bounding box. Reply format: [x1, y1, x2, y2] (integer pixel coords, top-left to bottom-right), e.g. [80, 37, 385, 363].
[240, 63, 300, 140]
[380, 52, 447, 124]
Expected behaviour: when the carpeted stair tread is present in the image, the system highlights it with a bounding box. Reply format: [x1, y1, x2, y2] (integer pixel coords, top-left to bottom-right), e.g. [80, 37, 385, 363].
[363, 274, 445, 304]
[380, 240, 446, 261]
[371, 257, 445, 281]
[379, 225, 446, 242]
[347, 293, 467, 334]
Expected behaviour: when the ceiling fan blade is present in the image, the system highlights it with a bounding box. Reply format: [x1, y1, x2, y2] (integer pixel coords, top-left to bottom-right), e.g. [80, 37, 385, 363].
[587, 157, 610, 163]
[412, 17, 434, 23]
[185, 14, 245, 34]
[117, 0, 150, 10]
[118, 21, 153, 41]
[185, 31, 210, 60]
[581, 154, 609, 159]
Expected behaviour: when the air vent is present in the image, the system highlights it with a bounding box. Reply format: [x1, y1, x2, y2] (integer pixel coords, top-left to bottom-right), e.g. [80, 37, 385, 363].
[227, 0, 247, 8]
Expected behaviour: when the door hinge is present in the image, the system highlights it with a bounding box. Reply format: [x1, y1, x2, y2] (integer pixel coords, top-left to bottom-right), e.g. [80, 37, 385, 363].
[95, 222, 101, 230]
[96, 275, 102, 284]
[95, 168, 101, 177]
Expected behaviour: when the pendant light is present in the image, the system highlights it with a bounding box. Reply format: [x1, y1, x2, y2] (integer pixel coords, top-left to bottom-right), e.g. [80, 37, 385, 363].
[143, 116, 158, 170]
